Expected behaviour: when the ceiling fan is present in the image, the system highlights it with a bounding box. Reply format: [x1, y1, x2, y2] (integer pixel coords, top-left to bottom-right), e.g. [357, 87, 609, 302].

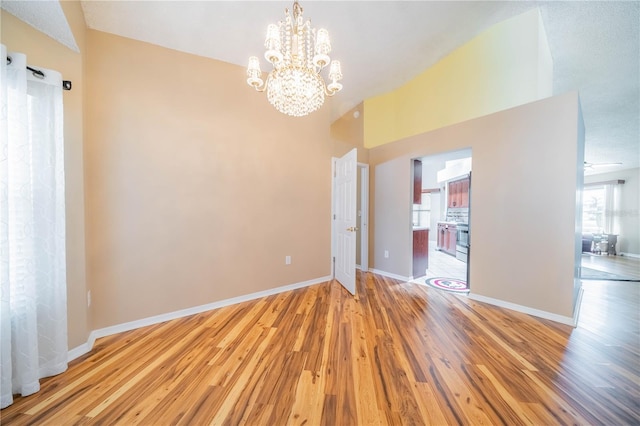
[584, 161, 623, 169]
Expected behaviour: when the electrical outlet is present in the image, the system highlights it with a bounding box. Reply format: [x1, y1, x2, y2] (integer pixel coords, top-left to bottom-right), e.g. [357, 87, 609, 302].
[384, 250, 389, 258]
[285, 255, 291, 265]
[87, 290, 91, 307]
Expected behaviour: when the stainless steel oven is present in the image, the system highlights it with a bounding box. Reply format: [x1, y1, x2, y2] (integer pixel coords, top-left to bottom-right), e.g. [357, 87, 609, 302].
[456, 223, 469, 263]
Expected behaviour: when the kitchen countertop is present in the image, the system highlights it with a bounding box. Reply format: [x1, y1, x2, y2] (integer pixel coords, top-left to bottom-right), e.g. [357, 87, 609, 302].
[412, 226, 430, 231]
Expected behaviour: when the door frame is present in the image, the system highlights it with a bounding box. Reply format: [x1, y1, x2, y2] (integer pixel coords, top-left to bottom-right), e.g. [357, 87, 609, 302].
[358, 163, 369, 272]
[331, 158, 369, 280]
[413, 150, 472, 286]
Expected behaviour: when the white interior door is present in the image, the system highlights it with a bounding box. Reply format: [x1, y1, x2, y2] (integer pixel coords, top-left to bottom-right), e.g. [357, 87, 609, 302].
[334, 148, 357, 294]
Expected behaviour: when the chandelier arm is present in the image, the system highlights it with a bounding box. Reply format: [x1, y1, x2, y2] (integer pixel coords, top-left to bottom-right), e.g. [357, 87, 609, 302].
[313, 62, 328, 74]
[250, 73, 270, 92]
[323, 80, 341, 97]
[252, 82, 267, 93]
[324, 87, 338, 97]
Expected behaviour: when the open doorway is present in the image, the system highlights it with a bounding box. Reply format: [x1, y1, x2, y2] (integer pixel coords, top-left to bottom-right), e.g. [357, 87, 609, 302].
[411, 149, 472, 290]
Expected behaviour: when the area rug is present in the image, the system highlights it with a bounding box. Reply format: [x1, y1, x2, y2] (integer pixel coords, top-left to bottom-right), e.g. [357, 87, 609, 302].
[581, 267, 639, 282]
[425, 277, 469, 293]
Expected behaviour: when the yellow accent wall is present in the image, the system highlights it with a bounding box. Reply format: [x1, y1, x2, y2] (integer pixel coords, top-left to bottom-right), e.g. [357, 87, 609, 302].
[364, 9, 553, 148]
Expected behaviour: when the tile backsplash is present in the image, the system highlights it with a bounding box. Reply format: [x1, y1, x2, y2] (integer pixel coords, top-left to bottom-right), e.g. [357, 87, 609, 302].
[446, 208, 469, 224]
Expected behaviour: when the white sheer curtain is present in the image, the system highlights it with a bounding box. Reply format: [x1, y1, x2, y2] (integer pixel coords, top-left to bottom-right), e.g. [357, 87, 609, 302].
[603, 183, 620, 235]
[1, 45, 68, 409]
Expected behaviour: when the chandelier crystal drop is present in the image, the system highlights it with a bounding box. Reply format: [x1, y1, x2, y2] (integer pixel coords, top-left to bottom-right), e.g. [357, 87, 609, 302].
[246, 0, 343, 117]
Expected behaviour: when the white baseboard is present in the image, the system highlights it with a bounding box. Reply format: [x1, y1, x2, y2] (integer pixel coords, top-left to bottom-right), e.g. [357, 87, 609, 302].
[620, 252, 640, 259]
[571, 286, 585, 327]
[467, 292, 578, 327]
[67, 338, 95, 362]
[369, 268, 411, 282]
[67, 275, 331, 362]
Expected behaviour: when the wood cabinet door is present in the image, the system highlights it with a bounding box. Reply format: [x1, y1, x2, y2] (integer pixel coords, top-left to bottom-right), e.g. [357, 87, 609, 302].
[448, 178, 470, 208]
[447, 181, 455, 207]
[460, 178, 469, 207]
[413, 160, 422, 204]
[412, 229, 429, 277]
[450, 181, 463, 207]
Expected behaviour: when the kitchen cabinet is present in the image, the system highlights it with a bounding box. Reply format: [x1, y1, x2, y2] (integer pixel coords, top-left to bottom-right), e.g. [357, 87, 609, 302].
[412, 228, 429, 277]
[447, 177, 469, 208]
[437, 222, 457, 256]
[413, 159, 422, 204]
[446, 226, 457, 255]
[447, 181, 457, 207]
[460, 178, 469, 207]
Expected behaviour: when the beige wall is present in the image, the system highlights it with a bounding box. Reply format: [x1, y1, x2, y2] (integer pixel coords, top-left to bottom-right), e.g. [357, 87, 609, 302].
[85, 30, 333, 329]
[330, 102, 368, 164]
[584, 167, 640, 256]
[371, 159, 413, 275]
[331, 103, 362, 144]
[1, 4, 89, 348]
[369, 92, 584, 319]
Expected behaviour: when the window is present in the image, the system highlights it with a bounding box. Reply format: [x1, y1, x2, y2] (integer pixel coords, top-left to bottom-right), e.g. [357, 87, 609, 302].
[582, 181, 622, 235]
[582, 185, 605, 234]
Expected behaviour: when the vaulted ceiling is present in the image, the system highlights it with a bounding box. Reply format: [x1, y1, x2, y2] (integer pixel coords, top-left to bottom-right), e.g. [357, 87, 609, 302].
[3, 1, 638, 174]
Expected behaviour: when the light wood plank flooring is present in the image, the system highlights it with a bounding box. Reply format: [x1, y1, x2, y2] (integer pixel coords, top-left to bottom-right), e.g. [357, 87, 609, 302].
[2, 271, 639, 425]
[581, 252, 640, 280]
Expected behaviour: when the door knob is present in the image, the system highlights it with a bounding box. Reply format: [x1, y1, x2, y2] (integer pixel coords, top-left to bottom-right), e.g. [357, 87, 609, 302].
[346, 227, 359, 232]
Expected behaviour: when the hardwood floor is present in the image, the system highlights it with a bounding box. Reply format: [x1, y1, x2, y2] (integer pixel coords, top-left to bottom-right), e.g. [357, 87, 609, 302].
[581, 253, 640, 280]
[2, 271, 639, 425]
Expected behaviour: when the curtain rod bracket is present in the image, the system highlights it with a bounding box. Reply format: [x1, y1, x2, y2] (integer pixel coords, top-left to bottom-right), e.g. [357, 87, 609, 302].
[6, 55, 71, 90]
[27, 65, 45, 79]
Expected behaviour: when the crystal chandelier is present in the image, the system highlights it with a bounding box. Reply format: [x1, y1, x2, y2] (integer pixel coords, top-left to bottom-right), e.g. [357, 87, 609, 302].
[246, 1, 343, 117]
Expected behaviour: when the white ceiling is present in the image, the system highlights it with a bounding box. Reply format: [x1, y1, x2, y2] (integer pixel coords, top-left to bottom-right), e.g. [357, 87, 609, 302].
[3, 1, 639, 174]
[1, 0, 78, 52]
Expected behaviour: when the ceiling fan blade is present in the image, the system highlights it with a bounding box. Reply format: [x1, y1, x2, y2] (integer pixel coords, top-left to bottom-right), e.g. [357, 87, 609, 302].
[584, 161, 623, 168]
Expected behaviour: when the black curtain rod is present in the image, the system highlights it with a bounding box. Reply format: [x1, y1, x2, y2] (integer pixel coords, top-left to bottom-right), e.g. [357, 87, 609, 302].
[6, 56, 72, 91]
